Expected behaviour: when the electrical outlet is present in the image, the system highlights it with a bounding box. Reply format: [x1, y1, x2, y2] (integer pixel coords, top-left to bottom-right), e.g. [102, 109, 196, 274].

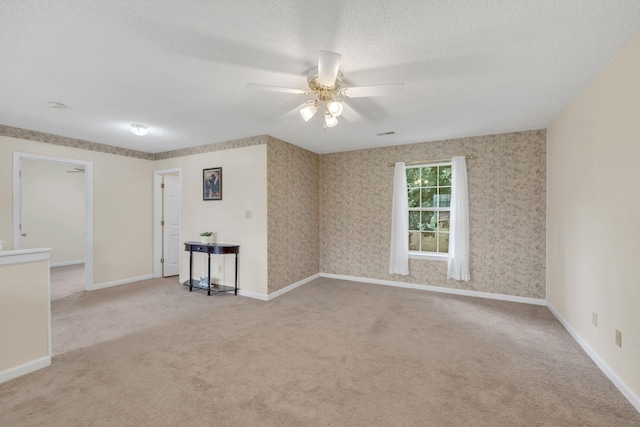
[615, 330, 622, 348]
[592, 312, 598, 327]
[218, 264, 223, 273]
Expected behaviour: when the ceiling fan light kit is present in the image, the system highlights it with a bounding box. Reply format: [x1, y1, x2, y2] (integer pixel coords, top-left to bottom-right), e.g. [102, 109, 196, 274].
[327, 101, 343, 117]
[300, 103, 318, 122]
[247, 50, 404, 129]
[324, 112, 338, 128]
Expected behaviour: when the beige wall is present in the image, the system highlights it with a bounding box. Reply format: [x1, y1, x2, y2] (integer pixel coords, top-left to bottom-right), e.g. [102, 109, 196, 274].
[266, 137, 320, 293]
[547, 33, 640, 398]
[320, 130, 546, 298]
[0, 137, 154, 285]
[21, 159, 85, 265]
[0, 255, 49, 374]
[155, 143, 269, 296]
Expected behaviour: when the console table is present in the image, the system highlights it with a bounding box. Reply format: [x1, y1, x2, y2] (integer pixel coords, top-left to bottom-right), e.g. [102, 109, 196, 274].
[182, 242, 240, 296]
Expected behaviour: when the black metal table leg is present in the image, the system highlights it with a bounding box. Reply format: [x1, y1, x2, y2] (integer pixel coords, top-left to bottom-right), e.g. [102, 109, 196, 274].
[234, 252, 238, 295]
[189, 248, 193, 291]
[207, 252, 211, 296]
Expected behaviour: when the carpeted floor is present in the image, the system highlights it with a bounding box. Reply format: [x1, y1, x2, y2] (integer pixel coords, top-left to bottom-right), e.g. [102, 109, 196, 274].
[1, 276, 638, 426]
[50, 264, 85, 301]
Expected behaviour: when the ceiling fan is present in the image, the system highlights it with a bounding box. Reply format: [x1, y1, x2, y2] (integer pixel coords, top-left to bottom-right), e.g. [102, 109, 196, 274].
[247, 50, 404, 128]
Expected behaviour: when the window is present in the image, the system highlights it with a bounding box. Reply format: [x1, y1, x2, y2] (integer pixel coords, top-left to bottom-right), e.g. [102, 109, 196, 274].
[406, 163, 451, 255]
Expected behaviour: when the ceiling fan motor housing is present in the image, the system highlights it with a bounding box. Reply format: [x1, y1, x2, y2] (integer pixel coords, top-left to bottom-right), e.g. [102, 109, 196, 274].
[307, 67, 343, 101]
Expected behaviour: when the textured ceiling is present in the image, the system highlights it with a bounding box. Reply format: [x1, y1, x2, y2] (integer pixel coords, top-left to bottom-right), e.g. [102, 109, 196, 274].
[1, 1, 639, 154]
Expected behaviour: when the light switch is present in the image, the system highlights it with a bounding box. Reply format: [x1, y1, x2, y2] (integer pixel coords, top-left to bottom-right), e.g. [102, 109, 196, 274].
[245, 210, 252, 219]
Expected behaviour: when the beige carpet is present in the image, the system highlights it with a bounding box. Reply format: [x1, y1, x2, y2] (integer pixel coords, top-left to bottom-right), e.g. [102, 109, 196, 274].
[50, 264, 85, 301]
[1, 276, 639, 426]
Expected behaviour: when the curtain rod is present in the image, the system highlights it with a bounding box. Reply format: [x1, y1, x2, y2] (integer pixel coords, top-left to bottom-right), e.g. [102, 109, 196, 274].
[387, 155, 475, 167]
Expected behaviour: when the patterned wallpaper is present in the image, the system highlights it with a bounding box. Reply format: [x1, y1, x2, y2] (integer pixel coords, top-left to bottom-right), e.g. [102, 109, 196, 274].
[266, 136, 320, 293]
[3, 123, 545, 297]
[0, 125, 154, 160]
[319, 130, 546, 299]
[0, 124, 267, 161]
[153, 135, 268, 160]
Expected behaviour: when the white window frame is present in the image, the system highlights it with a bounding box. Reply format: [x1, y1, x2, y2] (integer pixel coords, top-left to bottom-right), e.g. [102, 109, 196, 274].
[407, 162, 451, 261]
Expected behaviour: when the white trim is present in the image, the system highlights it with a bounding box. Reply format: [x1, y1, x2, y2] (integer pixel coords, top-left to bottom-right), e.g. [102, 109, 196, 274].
[547, 303, 640, 413]
[409, 252, 448, 261]
[153, 168, 182, 278]
[0, 356, 51, 384]
[236, 274, 321, 301]
[50, 259, 85, 267]
[12, 152, 94, 290]
[319, 273, 546, 306]
[266, 274, 321, 301]
[47, 259, 52, 357]
[12, 153, 20, 248]
[0, 248, 51, 266]
[89, 274, 154, 291]
[238, 289, 268, 301]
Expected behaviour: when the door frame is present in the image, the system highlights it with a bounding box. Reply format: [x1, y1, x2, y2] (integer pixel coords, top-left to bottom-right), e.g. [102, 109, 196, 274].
[153, 168, 182, 279]
[12, 152, 94, 290]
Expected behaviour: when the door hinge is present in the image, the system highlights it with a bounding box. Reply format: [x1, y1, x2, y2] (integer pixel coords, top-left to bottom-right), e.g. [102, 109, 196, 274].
[161, 220, 165, 226]
[161, 258, 164, 264]
[161, 183, 165, 189]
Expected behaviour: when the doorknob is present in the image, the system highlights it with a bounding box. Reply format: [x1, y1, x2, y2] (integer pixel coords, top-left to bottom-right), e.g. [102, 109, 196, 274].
[21, 233, 27, 237]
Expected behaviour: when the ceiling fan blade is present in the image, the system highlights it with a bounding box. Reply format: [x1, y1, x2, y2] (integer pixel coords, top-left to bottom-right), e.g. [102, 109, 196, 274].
[317, 50, 342, 87]
[282, 101, 314, 119]
[340, 102, 362, 123]
[342, 83, 404, 98]
[246, 83, 307, 95]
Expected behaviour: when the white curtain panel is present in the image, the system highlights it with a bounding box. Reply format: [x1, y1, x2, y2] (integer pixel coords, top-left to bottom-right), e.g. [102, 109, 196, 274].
[389, 162, 409, 275]
[447, 156, 471, 281]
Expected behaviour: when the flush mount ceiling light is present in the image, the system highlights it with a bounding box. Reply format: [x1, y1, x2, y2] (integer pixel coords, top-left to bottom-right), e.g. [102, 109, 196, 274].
[48, 101, 66, 109]
[247, 50, 404, 129]
[130, 124, 149, 136]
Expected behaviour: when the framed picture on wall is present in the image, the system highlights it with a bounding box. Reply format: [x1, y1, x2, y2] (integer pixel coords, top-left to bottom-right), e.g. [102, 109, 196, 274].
[203, 167, 222, 200]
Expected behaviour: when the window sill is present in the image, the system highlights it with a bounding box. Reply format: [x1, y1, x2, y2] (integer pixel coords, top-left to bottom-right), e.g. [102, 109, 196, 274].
[409, 252, 448, 261]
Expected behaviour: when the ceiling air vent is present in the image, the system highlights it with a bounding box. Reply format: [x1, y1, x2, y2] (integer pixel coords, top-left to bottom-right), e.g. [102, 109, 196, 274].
[376, 131, 396, 136]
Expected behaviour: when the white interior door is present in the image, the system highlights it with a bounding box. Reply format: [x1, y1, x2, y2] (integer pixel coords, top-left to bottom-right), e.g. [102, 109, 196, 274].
[162, 174, 181, 277]
[19, 159, 86, 265]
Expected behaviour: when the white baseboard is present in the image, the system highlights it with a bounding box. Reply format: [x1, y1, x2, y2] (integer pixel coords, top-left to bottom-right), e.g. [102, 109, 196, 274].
[238, 289, 268, 301]
[88, 274, 154, 291]
[319, 273, 546, 306]
[236, 274, 321, 301]
[0, 356, 51, 384]
[547, 303, 640, 413]
[51, 259, 85, 267]
[266, 274, 321, 301]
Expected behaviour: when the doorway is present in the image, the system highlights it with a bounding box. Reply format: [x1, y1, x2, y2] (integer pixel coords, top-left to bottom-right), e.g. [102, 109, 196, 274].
[12, 152, 94, 290]
[153, 169, 182, 279]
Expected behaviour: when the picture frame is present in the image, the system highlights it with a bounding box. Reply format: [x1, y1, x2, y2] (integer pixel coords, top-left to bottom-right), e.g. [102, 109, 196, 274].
[203, 167, 222, 200]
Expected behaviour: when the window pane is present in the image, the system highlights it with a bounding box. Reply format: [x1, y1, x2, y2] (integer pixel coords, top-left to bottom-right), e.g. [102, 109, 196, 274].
[406, 168, 420, 187]
[409, 232, 420, 251]
[408, 188, 420, 208]
[439, 165, 452, 186]
[421, 167, 437, 187]
[422, 211, 437, 231]
[421, 187, 437, 207]
[438, 232, 449, 253]
[437, 187, 451, 208]
[409, 211, 420, 230]
[421, 232, 437, 252]
[439, 211, 450, 231]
